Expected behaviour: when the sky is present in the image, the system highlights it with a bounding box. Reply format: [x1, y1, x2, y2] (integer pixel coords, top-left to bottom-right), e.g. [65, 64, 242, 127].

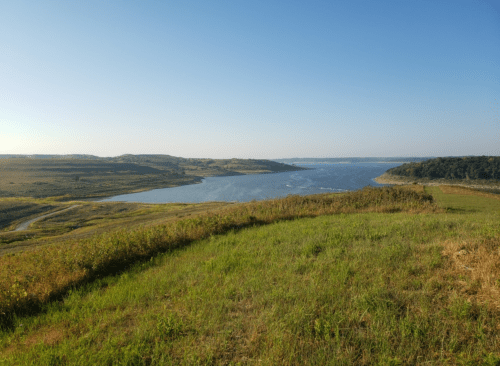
[1, 0, 499, 159]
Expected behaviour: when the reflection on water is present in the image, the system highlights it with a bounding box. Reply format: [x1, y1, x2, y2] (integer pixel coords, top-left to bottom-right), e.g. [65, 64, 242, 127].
[100, 163, 401, 203]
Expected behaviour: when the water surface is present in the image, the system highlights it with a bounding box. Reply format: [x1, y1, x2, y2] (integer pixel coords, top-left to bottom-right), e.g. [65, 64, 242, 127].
[101, 163, 401, 203]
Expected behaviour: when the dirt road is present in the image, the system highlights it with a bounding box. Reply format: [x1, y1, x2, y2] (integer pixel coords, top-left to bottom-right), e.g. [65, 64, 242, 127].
[14, 205, 80, 231]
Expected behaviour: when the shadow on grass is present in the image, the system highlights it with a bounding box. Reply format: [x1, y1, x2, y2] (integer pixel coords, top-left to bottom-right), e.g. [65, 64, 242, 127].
[0, 218, 270, 330]
[445, 207, 476, 214]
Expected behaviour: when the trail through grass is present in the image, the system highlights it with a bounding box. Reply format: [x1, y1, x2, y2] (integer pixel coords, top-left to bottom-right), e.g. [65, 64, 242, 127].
[0, 200, 231, 254]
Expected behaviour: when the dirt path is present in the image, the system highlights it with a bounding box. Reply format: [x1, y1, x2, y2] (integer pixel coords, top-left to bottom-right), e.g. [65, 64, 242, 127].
[14, 205, 80, 231]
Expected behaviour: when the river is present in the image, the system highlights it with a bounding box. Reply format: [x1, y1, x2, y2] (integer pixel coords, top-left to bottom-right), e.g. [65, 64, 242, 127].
[99, 163, 401, 204]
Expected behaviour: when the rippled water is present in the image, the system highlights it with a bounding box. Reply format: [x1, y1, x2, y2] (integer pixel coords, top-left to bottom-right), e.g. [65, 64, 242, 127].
[100, 163, 401, 203]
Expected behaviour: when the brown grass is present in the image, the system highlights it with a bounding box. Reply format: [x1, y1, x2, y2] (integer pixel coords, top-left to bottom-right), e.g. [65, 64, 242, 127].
[441, 238, 500, 310]
[439, 185, 500, 200]
[2, 325, 64, 357]
[402, 184, 426, 193]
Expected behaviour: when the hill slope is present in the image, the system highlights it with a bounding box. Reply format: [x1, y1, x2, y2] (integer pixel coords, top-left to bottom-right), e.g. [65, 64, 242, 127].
[2, 186, 500, 364]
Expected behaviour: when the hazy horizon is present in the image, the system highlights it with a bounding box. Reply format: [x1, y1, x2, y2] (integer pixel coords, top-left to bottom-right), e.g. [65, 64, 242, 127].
[0, 153, 443, 160]
[1, 1, 499, 158]
[0, 152, 494, 161]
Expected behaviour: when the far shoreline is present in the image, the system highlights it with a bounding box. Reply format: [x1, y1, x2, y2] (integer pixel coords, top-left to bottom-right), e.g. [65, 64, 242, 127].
[374, 173, 500, 190]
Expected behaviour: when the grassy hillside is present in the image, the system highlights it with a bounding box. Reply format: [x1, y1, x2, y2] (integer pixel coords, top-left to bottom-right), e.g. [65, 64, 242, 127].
[1, 186, 500, 364]
[0, 155, 303, 200]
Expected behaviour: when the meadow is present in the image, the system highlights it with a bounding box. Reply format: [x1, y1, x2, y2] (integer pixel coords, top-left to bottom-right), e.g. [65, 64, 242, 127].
[0, 185, 500, 364]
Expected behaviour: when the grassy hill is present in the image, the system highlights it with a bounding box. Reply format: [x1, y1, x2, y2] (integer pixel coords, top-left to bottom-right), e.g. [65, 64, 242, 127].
[1, 186, 500, 364]
[0, 155, 303, 200]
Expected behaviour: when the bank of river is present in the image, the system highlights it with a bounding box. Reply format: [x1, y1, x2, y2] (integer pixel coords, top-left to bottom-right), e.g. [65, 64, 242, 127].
[374, 173, 500, 191]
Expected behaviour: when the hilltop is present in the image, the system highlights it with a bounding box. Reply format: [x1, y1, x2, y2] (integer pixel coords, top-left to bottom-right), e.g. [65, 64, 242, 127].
[1, 185, 500, 364]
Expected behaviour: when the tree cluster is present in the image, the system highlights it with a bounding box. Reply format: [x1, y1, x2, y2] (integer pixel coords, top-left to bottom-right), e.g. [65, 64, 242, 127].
[387, 156, 500, 180]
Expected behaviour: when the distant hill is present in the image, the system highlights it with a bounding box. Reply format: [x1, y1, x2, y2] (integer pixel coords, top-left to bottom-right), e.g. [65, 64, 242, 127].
[385, 156, 500, 180]
[0, 154, 103, 160]
[0, 154, 303, 175]
[0, 154, 302, 173]
[0, 154, 303, 199]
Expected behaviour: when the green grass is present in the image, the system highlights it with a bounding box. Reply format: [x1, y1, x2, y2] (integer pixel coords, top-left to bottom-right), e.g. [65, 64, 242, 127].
[424, 186, 500, 215]
[0, 187, 435, 323]
[1, 186, 500, 364]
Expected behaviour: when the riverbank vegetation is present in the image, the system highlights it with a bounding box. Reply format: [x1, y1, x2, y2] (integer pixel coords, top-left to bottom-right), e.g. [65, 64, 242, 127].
[0, 155, 302, 200]
[383, 156, 500, 185]
[1, 185, 500, 364]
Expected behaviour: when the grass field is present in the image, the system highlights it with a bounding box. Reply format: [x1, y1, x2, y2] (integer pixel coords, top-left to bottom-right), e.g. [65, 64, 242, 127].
[1, 186, 500, 365]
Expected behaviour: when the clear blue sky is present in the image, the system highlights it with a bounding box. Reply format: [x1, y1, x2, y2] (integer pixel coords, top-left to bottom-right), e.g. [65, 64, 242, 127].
[1, 0, 499, 158]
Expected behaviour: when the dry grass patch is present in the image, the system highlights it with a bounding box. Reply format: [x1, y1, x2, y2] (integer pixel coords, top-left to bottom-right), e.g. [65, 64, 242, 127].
[402, 184, 426, 193]
[26, 326, 64, 347]
[441, 238, 500, 310]
[2, 325, 65, 357]
[439, 185, 500, 200]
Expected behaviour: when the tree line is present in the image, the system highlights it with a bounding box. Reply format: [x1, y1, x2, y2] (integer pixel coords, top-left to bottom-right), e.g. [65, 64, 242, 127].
[386, 156, 500, 180]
